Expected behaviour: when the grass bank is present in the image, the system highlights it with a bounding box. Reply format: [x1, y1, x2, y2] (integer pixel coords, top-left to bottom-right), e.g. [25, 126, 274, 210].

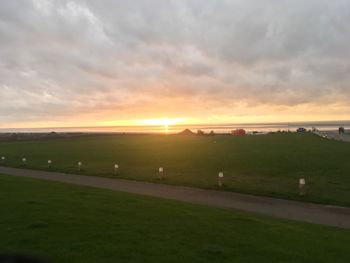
[1, 133, 350, 206]
[0, 174, 350, 263]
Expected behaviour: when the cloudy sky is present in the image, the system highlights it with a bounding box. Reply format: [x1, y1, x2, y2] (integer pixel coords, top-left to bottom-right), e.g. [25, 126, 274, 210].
[1, 0, 350, 128]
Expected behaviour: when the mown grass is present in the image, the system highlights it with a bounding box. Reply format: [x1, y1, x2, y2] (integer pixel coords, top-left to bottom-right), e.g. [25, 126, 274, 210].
[1, 132, 350, 206]
[0, 174, 349, 263]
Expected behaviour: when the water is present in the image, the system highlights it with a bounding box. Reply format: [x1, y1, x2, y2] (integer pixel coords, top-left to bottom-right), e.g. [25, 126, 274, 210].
[1, 121, 349, 134]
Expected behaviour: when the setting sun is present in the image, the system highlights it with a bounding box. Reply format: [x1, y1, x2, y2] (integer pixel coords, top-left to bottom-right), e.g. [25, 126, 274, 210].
[1, 1, 350, 262]
[140, 118, 187, 127]
[138, 118, 187, 133]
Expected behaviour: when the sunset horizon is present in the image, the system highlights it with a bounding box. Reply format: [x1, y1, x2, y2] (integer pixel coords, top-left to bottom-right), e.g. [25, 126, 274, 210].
[1, 1, 350, 129]
[1, 2, 350, 262]
[2, 117, 350, 131]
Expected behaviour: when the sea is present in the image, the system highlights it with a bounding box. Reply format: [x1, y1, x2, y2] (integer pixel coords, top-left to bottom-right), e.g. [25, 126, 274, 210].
[1, 121, 349, 134]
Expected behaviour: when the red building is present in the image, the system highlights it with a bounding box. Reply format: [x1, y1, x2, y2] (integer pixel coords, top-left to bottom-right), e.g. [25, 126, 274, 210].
[232, 129, 246, 136]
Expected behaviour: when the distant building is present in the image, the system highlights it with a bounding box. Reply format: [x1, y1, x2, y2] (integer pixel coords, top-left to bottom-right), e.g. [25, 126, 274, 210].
[232, 129, 246, 136]
[297, 127, 306, 133]
[297, 127, 306, 132]
[197, 129, 205, 135]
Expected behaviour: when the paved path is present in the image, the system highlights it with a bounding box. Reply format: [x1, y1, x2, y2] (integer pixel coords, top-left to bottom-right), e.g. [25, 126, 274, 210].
[1, 166, 350, 229]
[314, 131, 350, 142]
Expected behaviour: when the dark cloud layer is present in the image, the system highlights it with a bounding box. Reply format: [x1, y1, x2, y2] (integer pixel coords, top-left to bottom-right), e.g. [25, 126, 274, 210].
[1, 0, 350, 125]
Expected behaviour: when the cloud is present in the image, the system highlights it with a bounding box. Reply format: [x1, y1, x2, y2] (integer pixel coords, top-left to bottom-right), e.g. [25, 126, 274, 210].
[0, 0, 350, 126]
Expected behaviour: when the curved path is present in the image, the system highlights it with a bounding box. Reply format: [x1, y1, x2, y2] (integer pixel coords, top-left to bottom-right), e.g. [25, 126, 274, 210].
[314, 131, 350, 142]
[1, 166, 350, 229]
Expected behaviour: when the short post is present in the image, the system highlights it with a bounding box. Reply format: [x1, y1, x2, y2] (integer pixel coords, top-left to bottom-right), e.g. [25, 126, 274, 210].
[78, 161, 82, 172]
[218, 172, 224, 187]
[299, 178, 306, 196]
[48, 160, 52, 169]
[1, 156, 5, 164]
[159, 167, 164, 180]
[22, 157, 27, 166]
[114, 164, 119, 175]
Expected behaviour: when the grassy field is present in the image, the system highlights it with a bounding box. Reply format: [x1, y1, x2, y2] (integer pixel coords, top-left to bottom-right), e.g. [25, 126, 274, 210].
[1, 132, 350, 206]
[0, 174, 349, 263]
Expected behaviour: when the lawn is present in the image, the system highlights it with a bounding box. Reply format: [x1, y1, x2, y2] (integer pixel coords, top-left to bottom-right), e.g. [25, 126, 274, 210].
[1, 132, 350, 206]
[0, 174, 349, 263]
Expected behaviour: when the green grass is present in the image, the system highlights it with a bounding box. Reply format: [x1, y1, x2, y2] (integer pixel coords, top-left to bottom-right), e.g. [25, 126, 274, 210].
[0, 174, 349, 263]
[1, 133, 350, 206]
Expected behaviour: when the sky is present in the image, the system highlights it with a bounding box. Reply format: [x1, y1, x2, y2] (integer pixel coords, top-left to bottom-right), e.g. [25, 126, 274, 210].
[1, 0, 350, 128]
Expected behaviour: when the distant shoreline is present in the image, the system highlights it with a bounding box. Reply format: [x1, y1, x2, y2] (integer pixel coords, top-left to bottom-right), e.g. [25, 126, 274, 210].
[0, 120, 349, 134]
[0, 129, 349, 143]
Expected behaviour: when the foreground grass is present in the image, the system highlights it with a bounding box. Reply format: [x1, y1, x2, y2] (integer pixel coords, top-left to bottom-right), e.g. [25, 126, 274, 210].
[1, 133, 350, 206]
[0, 174, 350, 263]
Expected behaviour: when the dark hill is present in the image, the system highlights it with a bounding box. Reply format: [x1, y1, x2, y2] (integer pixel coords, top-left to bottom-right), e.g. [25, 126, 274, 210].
[178, 129, 195, 135]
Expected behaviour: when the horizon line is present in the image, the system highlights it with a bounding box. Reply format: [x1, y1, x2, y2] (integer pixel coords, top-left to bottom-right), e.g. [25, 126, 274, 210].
[1, 119, 350, 131]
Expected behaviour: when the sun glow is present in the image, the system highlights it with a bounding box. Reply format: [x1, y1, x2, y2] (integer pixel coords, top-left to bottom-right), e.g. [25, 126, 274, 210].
[138, 117, 186, 133]
[141, 118, 186, 126]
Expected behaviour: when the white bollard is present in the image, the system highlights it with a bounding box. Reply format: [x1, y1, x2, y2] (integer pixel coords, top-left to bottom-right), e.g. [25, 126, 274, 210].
[48, 160, 52, 168]
[159, 167, 164, 180]
[114, 164, 119, 175]
[299, 178, 306, 196]
[1, 156, 5, 164]
[78, 161, 82, 172]
[22, 157, 27, 166]
[218, 172, 224, 187]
